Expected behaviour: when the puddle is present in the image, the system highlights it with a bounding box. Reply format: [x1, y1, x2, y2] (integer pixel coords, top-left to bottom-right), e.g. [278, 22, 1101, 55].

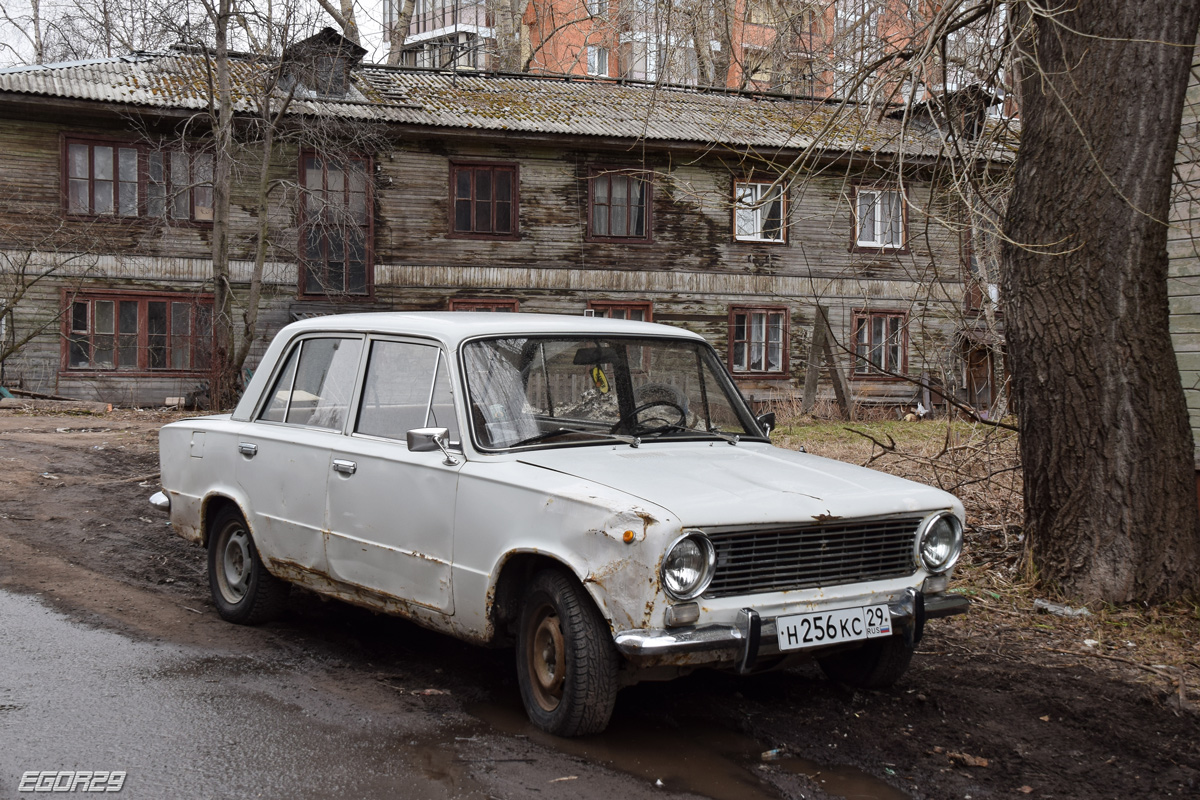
[468, 697, 909, 800]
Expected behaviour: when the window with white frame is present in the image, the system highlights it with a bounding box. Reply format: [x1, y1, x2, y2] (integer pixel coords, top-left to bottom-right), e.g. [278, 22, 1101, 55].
[855, 188, 905, 249]
[587, 46, 609, 76]
[853, 310, 906, 375]
[734, 180, 785, 241]
[730, 307, 788, 374]
[587, 0, 607, 15]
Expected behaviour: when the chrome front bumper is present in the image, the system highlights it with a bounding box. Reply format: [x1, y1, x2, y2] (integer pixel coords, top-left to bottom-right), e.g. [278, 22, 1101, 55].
[612, 590, 969, 673]
[149, 491, 171, 514]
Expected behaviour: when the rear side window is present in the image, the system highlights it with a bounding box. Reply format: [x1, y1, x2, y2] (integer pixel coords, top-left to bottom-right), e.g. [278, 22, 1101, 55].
[259, 337, 363, 429]
[355, 340, 460, 441]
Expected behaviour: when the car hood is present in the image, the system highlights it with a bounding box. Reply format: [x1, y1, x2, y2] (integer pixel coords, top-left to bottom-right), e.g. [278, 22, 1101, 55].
[516, 441, 962, 527]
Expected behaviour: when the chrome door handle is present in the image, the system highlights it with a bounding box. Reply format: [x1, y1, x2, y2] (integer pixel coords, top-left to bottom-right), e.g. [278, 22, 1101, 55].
[332, 459, 357, 475]
[238, 442, 258, 457]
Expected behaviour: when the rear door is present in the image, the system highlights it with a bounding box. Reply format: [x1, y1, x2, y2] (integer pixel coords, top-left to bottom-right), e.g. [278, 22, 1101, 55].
[324, 338, 463, 614]
[236, 335, 364, 573]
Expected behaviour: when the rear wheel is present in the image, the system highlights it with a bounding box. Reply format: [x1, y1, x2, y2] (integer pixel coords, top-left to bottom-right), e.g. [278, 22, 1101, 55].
[207, 506, 287, 625]
[515, 569, 619, 737]
[817, 634, 915, 689]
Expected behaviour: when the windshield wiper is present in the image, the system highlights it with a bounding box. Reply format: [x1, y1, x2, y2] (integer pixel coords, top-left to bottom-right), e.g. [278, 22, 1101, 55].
[705, 428, 741, 445]
[637, 424, 740, 444]
[509, 426, 641, 449]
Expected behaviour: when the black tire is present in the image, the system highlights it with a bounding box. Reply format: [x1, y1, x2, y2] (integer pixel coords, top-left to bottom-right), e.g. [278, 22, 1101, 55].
[515, 569, 620, 737]
[207, 506, 287, 625]
[817, 634, 915, 690]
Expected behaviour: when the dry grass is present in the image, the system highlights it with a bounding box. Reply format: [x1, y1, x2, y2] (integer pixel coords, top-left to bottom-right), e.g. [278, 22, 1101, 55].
[770, 410, 1200, 710]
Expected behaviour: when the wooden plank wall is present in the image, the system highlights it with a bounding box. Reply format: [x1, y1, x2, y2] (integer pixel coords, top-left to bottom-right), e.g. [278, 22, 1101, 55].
[1171, 44, 1200, 462]
[0, 113, 967, 408]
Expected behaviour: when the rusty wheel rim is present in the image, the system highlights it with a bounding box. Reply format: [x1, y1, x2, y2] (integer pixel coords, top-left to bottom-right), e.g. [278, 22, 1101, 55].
[527, 606, 566, 712]
[217, 525, 251, 603]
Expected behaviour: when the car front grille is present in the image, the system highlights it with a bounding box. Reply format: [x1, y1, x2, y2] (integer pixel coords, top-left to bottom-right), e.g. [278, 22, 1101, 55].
[703, 515, 924, 598]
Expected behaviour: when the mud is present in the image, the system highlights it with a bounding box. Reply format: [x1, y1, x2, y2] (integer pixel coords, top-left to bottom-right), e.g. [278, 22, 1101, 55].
[1, 411, 1198, 800]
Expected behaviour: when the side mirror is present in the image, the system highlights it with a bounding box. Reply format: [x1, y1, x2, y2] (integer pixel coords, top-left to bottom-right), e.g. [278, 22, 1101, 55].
[756, 412, 776, 437]
[407, 427, 460, 466]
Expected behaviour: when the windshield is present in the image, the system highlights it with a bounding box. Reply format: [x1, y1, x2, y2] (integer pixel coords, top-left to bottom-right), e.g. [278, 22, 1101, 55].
[462, 335, 762, 451]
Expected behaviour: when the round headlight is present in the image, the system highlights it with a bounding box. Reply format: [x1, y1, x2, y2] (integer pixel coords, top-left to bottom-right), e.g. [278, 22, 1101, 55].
[917, 512, 964, 573]
[661, 532, 715, 600]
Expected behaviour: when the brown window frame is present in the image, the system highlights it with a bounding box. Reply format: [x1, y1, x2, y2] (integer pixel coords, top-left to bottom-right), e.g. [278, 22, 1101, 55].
[850, 185, 909, 254]
[851, 309, 909, 378]
[586, 169, 653, 243]
[448, 297, 520, 312]
[586, 300, 653, 321]
[62, 135, 214, 223]
[449, 162, 519, 240]
[728, 305, 789, 376]
[298, 151, 374, 299]
[61, 289, 214, 376]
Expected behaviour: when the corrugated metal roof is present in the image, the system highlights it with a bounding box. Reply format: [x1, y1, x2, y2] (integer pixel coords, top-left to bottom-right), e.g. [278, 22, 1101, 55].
[0, 49, 943, 155]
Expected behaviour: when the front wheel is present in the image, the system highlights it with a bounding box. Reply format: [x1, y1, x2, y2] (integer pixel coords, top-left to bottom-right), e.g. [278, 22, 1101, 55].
[515, 569, 619, 737]
[817, 634, 915, 689]
[207, 506, 287, 625]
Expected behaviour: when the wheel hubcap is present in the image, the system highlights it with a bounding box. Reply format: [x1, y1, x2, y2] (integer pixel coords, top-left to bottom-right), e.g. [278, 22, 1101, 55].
[528, 608, 565, 712]
[220, 527, 252, 602]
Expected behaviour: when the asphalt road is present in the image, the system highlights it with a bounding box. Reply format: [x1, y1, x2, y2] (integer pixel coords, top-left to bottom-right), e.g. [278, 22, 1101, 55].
[0, 586, 906, 800]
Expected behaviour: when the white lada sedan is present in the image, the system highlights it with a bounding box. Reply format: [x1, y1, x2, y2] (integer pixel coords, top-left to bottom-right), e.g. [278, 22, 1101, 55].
[152, 312, 967, 736]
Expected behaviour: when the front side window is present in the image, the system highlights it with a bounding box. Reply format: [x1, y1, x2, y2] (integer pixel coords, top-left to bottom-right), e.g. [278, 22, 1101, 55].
[853, 311, 907, 375]
[301, 154, 371, 297]
[259, 337, 364, 429]
[734, 180, 785, 242]
[730, 307, 787, 374]
[589, 171, 650, 241]
[451, 163, 517, 238]
[66, 139, 212, 221]
[355, 340, 460, 441]
[855, 188, 905, 249]
[463, 336, 760, 450]
[66, 294, 212, 372]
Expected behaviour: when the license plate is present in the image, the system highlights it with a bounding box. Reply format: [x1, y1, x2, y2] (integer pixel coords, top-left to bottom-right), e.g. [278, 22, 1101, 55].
[775, 605, 892, 652]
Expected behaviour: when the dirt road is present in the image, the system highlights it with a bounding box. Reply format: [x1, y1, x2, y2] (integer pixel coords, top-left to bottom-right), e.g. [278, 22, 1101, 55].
[0, 411, 1196, 800]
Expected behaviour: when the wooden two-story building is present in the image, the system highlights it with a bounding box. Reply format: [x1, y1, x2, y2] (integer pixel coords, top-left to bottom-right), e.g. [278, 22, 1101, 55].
[0, 30, 976, 409]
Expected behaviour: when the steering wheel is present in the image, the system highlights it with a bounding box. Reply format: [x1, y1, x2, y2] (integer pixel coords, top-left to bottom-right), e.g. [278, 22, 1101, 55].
[610, 400, 688, 435]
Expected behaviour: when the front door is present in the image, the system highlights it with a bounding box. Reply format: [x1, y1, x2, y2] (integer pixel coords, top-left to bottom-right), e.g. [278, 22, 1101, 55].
[325, 338, 462, 614]
[236, 335, 364, 572]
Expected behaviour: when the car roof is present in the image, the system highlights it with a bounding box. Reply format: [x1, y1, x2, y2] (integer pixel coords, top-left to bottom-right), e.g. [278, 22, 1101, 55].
[280, 311, 707, 347]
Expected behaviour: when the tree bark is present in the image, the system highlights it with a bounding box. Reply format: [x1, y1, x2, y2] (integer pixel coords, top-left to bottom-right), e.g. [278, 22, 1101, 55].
[386, 0, 418, 66]
[493, 0, 531, 72]
[209, 0, 239, 408]
[1002, 1, 1200, 602]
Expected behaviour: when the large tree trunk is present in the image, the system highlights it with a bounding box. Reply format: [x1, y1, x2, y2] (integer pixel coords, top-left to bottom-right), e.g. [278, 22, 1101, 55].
[1002, 1, 1200, 602]
[210, 0, 239, 409]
